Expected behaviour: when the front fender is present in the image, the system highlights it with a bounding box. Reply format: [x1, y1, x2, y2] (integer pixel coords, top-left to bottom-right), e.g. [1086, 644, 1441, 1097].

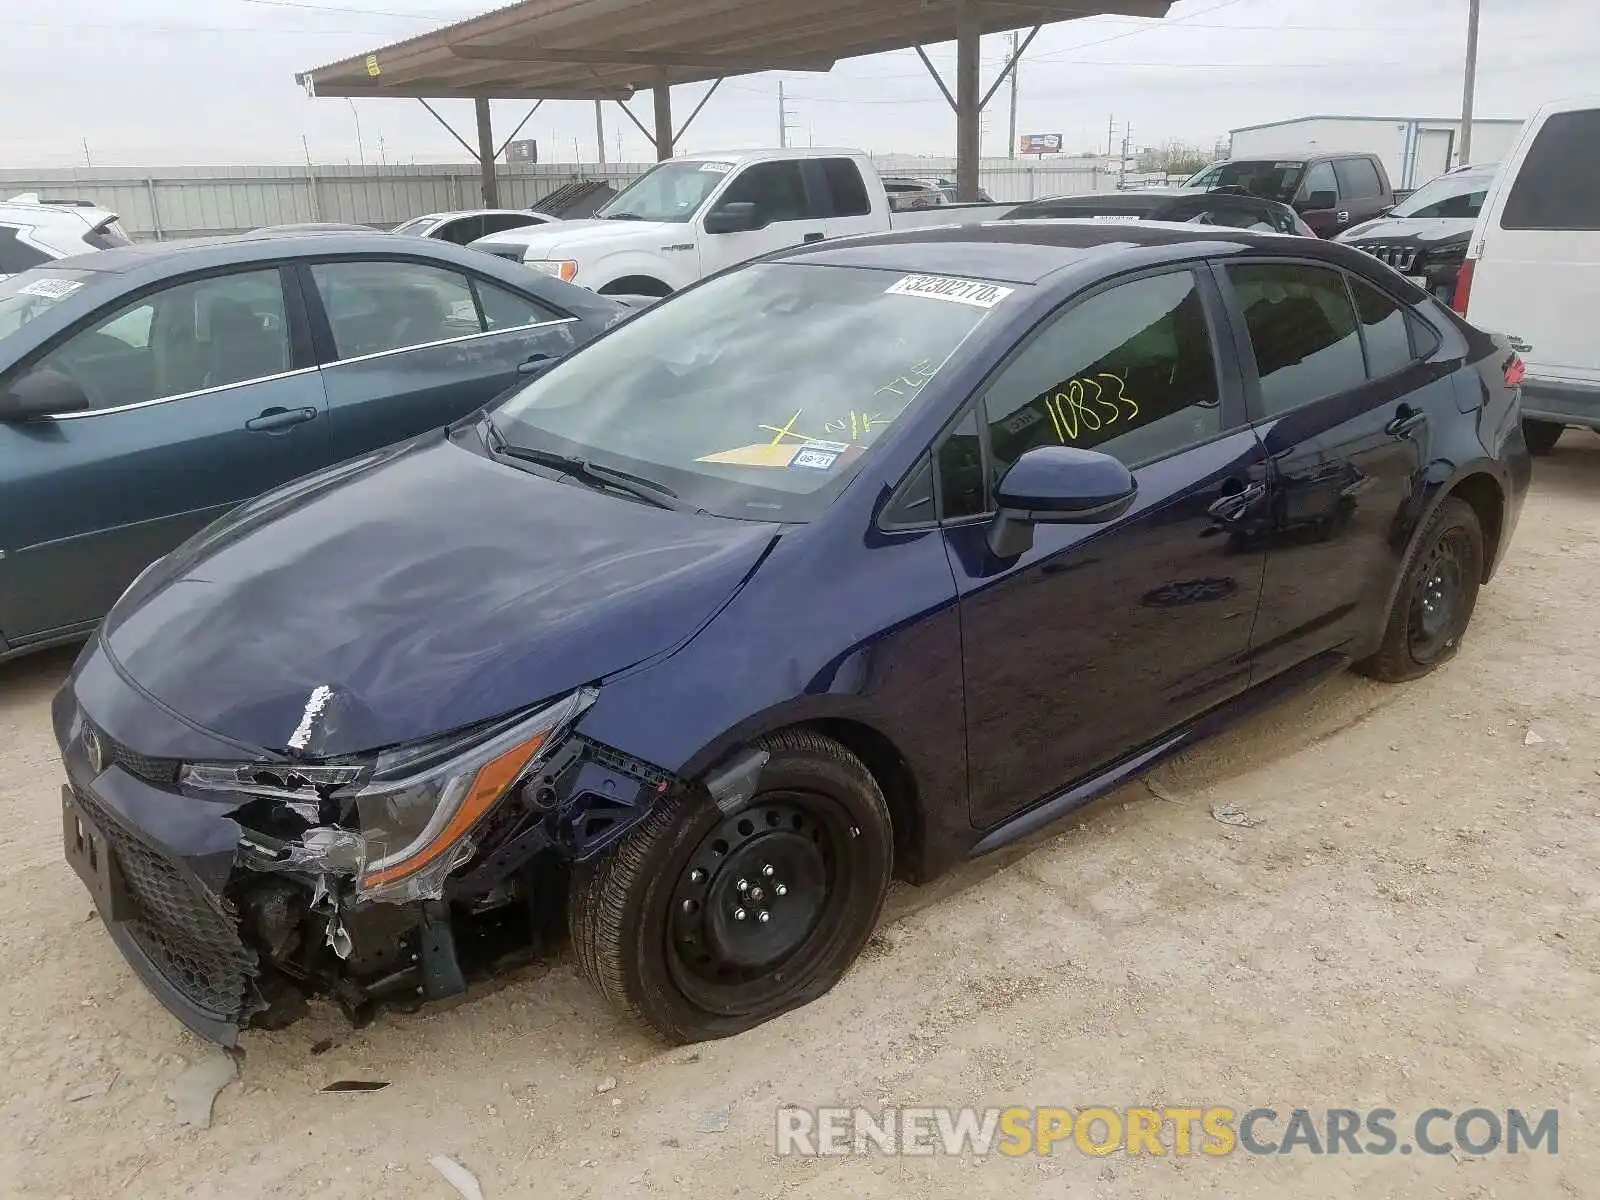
[583, 249, 694, 293]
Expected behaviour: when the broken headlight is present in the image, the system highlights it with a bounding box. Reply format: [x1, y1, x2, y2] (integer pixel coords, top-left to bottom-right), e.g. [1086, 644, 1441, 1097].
[349, 687, 598, 903]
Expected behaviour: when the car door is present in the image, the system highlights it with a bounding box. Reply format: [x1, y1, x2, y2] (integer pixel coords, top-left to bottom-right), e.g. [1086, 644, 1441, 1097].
[699, 160, 826, 276]
[1217, 259, 1444, 682]
[937, 267, 1272, 830]
[1334, 157, 1388, 226]
[1295, 161, 1344, 237]
[301, 255, 583, 460]
[0, 264, 329, 641]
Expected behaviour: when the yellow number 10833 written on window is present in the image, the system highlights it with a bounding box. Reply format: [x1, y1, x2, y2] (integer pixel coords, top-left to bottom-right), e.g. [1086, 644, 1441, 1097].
[1042, 373, 1139, 444]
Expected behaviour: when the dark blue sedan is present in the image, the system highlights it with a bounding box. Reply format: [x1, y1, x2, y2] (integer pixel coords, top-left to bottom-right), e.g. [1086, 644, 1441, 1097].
[0, 232, 626, 658]
[54, 221, 1530, 1046]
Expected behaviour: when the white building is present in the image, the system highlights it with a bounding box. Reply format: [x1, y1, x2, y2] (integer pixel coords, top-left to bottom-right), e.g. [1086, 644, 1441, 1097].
[1227, 115, 1526, 190]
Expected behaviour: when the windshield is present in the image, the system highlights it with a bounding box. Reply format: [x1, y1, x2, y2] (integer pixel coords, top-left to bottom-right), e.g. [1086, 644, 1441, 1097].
[0, 269, 97, 340]
[492, 262, 1018, 521]
[1186, 160, 1304, 201]
[596, 160, 735, 223]
[1390, 172, 1494, 219]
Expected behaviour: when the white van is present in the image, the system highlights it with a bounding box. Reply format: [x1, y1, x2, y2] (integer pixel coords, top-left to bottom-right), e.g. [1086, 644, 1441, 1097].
[1458, 97, 1600, 454]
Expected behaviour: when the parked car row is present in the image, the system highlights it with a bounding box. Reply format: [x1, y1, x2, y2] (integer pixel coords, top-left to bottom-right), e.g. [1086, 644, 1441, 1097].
[0, 195, 133, 277]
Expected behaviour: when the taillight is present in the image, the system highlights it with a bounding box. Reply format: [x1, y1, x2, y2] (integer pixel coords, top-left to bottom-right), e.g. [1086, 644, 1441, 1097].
[1452, 256, 1476, 315]
[1504, 354, 1526, 388]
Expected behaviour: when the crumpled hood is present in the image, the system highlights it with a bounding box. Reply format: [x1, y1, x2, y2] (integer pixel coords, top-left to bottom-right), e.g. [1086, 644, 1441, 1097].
[102, 433, 778, 758]
[474, 218, 679, 260]
[1337, 216, 1475, 245]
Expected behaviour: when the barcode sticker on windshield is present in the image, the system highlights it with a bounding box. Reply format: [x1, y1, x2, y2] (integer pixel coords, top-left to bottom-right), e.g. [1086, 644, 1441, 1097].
[884, 274, 1014, 309]
[698, 161, 734, 174]
[1088, 214, 1142, 223]
[17, 277, 83, 300]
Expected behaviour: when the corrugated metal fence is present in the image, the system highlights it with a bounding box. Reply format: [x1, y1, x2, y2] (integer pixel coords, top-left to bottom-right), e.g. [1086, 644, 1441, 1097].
[0, 160, 1124, 241]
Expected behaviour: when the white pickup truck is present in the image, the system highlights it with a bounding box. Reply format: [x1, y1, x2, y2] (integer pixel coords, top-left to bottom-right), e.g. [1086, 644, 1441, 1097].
[472, 147, 1016, 297]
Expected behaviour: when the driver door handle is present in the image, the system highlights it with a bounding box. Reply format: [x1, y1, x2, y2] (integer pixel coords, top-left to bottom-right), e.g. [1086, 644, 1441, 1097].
[245, 406, 318, 433]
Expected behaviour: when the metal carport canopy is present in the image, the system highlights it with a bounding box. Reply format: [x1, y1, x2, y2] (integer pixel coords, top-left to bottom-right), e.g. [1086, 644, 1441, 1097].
[297, 0, 1171, 205]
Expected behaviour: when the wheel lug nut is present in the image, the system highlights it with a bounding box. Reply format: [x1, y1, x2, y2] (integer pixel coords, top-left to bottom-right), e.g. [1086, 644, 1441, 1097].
[775, 884, 788, 897]
[762, 864, 775, 877]
[734, 907, 747, 921]
[681, 899, 696, 913]
[736, 878, 749, 892]
[758, 911, 771, 924]
[689, 869, 706, 884]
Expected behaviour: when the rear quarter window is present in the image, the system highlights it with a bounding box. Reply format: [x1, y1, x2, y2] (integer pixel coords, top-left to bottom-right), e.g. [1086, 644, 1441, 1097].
[1501, 109, 1600, 231]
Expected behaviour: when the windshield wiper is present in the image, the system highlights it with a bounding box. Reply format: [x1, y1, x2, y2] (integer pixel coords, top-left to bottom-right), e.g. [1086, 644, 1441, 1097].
[599, 212, 646, 221]
[481, 416, 685, 511]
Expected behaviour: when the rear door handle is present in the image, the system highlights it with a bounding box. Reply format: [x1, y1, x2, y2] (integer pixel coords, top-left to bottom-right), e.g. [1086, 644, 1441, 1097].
[246, 406, 318, 433]
[1385, 406, 1427, 439]
[803, 232, 826, 243]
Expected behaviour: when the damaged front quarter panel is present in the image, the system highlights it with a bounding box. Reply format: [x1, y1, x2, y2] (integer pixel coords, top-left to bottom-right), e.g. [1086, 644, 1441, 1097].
[190, 691, 683, 1036]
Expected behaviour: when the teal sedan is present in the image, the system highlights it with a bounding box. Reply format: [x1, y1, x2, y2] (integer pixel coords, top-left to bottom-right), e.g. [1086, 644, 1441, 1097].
[0, 231, 627, 661]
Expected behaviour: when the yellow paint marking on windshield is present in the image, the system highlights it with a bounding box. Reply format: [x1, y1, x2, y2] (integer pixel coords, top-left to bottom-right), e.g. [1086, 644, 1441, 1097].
[697, 443, 801, 467]
[761, 410, 812, 446]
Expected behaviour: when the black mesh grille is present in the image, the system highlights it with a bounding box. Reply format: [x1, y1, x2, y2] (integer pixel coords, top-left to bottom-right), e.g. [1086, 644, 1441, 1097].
[88, 724, 180, 786]
[73, 786, 253, 1018]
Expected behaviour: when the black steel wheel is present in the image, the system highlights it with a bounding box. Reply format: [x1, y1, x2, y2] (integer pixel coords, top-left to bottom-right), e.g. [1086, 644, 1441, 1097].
[569, 730, 892, 1042]
[1357, 496, 1485, 683]
[1523, 419, 1564, 457]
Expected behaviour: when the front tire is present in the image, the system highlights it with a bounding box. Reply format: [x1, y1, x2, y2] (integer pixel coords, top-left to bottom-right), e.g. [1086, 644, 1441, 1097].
[1523, 419, 1564, 456]
[568, 730, 892, 1042]
[1357, 496, 1484, 683]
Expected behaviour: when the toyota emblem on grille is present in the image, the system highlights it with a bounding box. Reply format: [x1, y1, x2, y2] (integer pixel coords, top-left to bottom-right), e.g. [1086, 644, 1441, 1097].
[83, 725, 106, 775]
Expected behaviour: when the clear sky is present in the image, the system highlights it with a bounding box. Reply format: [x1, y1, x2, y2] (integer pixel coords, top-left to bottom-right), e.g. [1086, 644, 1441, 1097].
[2, 0, 1586, 168]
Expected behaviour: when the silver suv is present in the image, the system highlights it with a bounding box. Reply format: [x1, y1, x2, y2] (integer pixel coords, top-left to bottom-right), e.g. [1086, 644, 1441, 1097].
[0, 195, 133, 278]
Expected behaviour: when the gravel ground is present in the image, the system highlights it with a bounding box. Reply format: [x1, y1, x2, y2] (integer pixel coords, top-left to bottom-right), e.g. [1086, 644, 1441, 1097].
[3, 434, 1597, 1200]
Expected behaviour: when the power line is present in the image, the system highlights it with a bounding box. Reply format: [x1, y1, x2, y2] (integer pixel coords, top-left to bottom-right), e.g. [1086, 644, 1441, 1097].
[228, 0, 456, 19]
[14, 18, 425, 35]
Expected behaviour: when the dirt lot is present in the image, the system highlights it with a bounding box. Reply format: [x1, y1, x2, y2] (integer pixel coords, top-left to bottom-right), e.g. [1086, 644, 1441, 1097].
[3, 436, 1598, 1200]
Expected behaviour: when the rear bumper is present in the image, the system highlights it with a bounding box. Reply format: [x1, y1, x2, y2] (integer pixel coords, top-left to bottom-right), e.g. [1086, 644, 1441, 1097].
[1522, 377, 1600, 429]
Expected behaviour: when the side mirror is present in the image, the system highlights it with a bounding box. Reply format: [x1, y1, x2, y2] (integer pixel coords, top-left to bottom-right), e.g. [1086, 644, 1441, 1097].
[1301, 189, 1337, 212]
[987, 446, 1138, 557]
[0, 367, 90, 422]
[704, 201, 762, 234]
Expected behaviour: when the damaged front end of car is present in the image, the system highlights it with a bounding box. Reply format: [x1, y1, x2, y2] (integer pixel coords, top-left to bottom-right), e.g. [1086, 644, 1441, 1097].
[62, 684, 680, 1045]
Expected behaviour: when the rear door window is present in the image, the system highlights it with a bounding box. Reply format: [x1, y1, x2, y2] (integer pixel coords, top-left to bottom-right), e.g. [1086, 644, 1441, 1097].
[479, 212, 541, 237]
[1501, 108, 1600, 230]
[310, 260, 483, 359]
[1346, 275, 1416, 379]
[1334, 158, 1384, 199]
[817, 158, 872, 217]
[434, 216, 486, 246]
[1227, 262, 1366, 416]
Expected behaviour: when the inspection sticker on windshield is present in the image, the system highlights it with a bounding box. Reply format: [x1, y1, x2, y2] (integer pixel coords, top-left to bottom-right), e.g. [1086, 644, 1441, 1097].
[884, 274, 1014, 309]
[17, 277, 83, 300]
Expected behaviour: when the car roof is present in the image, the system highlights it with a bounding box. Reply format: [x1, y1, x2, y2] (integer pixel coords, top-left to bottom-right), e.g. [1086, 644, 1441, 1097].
[774, 219, 1329, 284]
[41, 230, 500, 275]
[0, 201, 112, 228]
[412, 209, 541, 221]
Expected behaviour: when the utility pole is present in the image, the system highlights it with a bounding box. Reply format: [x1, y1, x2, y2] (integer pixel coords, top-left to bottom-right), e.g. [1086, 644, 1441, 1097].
[1107, 114, 1116, 157]
[347, 99, 366, 167]
[1120, 123, 1132, 190]
[778, 81, 787, 148]
[1458, 0, 1482, 165]
[595, 100, 606, 164]
[81, 137, 92, 167]
[1007, 30, 1021, 159]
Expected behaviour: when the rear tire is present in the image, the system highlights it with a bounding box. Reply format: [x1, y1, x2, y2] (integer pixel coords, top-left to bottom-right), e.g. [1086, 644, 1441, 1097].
[568, 730, 892, 1042]
[1523, 419, 1564, 456]
[1356, 496, 1484, 683]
